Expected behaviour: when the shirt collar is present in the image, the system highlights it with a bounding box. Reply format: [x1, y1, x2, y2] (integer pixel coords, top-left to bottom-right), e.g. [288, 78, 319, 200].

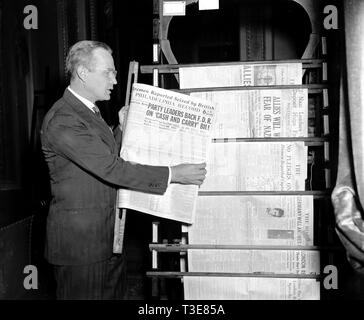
[67, 86, 96, 113]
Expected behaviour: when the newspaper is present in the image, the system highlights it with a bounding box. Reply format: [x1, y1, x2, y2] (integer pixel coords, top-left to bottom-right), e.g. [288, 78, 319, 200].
[191, 88, 308, 138]
[188, 249, 320, 274]
[179, 63, 302, 89]
[117, 83, 215, 224]
[183, 276, 320, 300]
[200, 141, 307, 191]
[188, 195, 314, 246]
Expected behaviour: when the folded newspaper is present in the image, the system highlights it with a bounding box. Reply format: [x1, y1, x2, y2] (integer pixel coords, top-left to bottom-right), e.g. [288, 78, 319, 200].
[188, 195, 314, 246]
[117, 83, 216, 223]
[200, 141, 307, 191]
[179, 62, 302, 89]
[183, 276, 320, 300]
[191, 88, 308, 138]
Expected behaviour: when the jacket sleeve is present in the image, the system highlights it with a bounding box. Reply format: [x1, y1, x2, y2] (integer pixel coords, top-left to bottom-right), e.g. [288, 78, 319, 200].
[42, 112, 169, 195]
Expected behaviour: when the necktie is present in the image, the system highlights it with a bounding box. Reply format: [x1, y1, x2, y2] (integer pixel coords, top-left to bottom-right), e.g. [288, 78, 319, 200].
[92, 105, 112, 133]
[92, 106, 102, 119]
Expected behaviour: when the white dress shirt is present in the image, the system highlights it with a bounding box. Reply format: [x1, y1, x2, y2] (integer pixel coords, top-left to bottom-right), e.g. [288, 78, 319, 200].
[67, 86, 97, 112]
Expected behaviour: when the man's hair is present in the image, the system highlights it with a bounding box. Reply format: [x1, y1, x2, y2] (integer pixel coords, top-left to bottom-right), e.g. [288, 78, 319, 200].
[66, 40, 112, 80]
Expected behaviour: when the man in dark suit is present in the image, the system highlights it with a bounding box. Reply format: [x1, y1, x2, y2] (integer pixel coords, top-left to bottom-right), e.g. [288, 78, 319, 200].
[40, 40, 206, 299]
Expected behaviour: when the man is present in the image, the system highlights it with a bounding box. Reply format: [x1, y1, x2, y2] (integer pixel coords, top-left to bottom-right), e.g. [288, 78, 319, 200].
[40, 40, 206, 299]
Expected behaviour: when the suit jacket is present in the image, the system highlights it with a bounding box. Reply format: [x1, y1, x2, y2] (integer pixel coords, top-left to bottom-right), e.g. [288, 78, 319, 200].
[41, 89, 169, 265]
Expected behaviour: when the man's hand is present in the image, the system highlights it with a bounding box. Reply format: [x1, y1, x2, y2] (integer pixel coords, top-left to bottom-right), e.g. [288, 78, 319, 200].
[118, 105, 129, 130]
[170, 163, 207, 186]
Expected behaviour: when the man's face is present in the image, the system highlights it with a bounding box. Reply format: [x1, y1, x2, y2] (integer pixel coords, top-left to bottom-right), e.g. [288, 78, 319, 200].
[266, 208, 283, 217]
[272, 209, 280, 217]
[84, 48, 117, 102]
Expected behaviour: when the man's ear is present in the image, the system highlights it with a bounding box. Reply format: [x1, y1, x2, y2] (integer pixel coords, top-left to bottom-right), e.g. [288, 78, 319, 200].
[76, 65, 88, 81]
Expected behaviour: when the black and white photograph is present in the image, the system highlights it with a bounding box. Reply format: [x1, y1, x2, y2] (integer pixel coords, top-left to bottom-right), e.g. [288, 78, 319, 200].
[0, 0, 363, 314]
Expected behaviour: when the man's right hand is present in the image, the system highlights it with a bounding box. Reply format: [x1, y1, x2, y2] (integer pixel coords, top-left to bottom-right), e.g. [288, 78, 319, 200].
[170, 163, 207, 186]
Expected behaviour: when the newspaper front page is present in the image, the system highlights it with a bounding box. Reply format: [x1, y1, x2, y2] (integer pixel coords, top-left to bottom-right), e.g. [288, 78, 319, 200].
[183, 276, 320, 300]
[191, 88, 307, 138]
[117, 83, 215, 223]
[179, 62, 302, 89]
[188, 195, 314, 246]
[200, 141, 307, 191]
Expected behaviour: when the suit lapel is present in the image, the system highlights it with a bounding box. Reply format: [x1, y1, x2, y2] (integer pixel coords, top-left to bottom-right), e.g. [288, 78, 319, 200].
[63, 89, 117, 153]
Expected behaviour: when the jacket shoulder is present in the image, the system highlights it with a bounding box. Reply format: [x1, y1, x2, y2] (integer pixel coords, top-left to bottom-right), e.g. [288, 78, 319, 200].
[42, 96, 82, 132]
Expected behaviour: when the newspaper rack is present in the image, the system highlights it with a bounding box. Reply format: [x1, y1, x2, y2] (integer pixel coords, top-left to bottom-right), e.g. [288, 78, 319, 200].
[116, 56, 340, 300]
[121, 0, 337, 298]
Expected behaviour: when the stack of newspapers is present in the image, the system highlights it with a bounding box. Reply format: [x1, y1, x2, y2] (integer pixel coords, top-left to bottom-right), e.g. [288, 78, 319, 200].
[117, 62, 319, 300]
[180, 62, 320, 300]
